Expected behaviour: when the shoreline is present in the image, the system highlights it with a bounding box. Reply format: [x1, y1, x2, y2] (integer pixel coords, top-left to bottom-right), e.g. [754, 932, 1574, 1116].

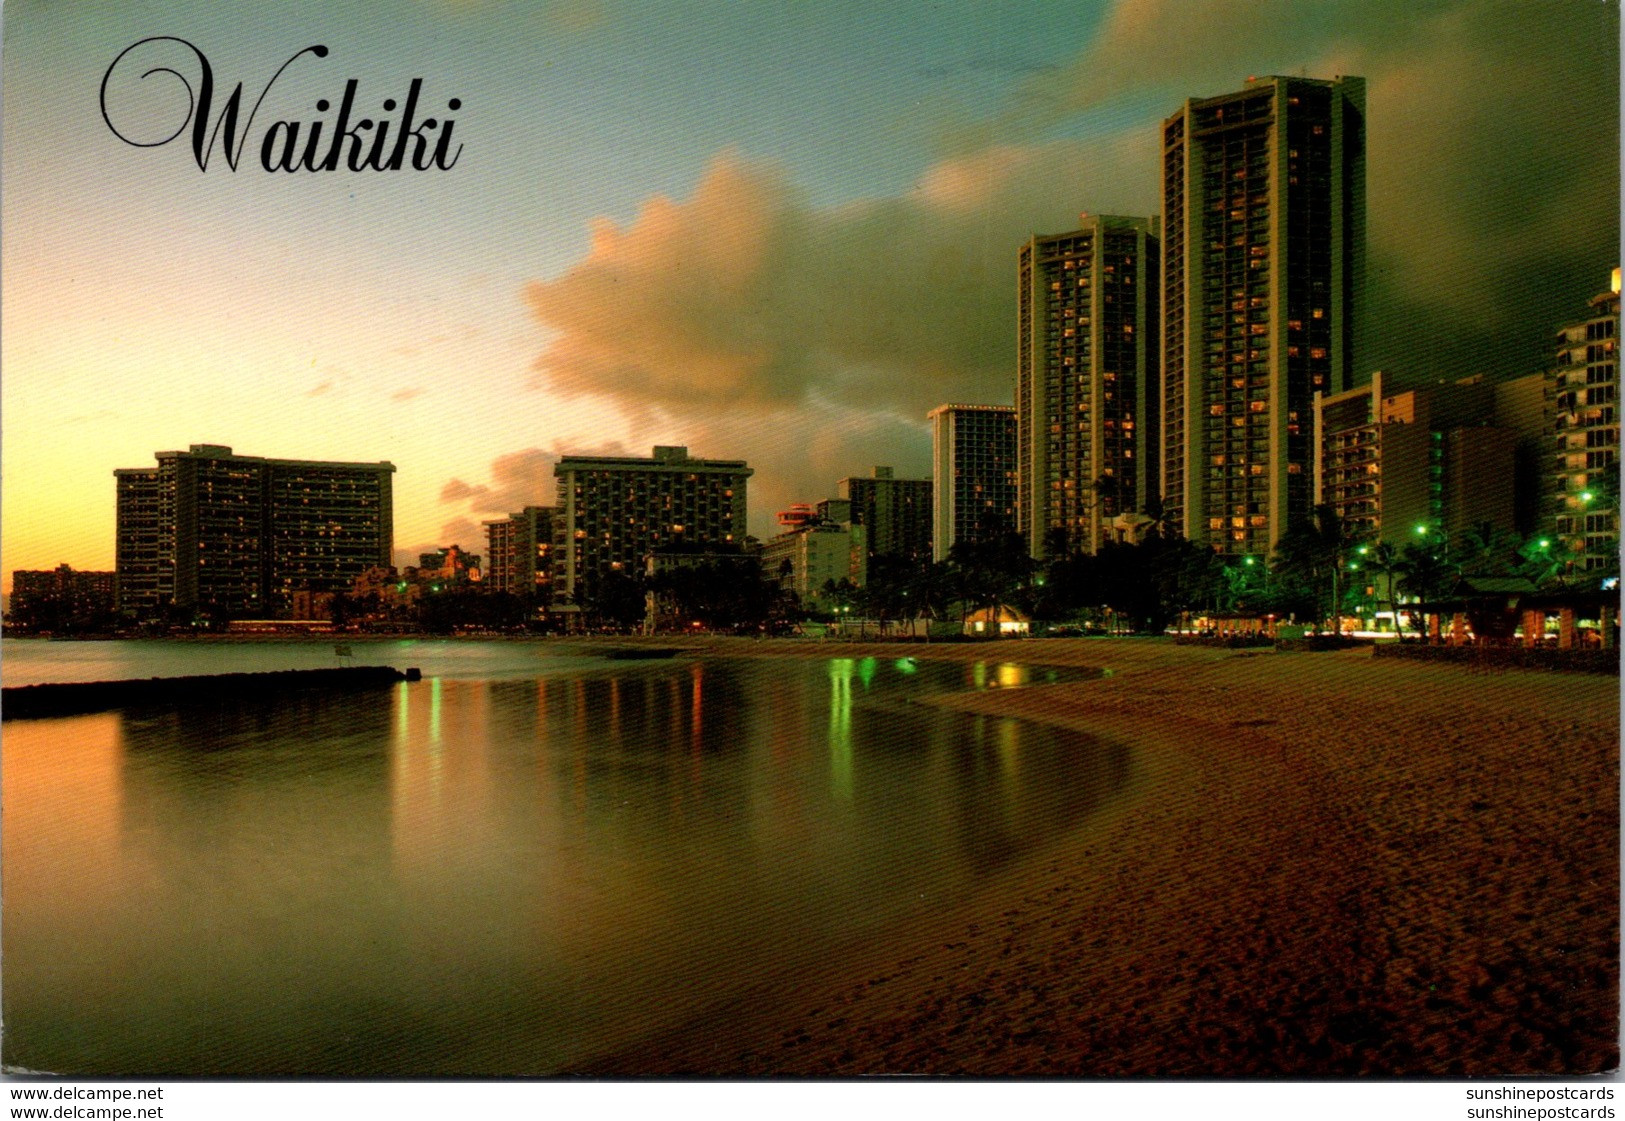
[569, 637, 1619, 1076]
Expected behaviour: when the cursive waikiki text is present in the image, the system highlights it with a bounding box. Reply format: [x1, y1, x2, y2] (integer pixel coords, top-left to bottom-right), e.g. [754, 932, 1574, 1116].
[100, 37, 462, 172]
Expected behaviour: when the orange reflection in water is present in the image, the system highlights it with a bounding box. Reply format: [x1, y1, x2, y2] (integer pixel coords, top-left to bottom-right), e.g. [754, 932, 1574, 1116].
[389, 679, 495, 879]
[3, 714, 129, 916]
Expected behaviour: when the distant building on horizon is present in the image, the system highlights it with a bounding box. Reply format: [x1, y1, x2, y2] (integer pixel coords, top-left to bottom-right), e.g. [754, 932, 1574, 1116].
[1161, 74, 1367, 558]
[114, 444, 394, 620]
[553, 445, 751, 606]
[837, 466, 933, 564]
[415, 544, 482, 584]
[1548, 271, 1620, 571]
[1017, 214, 1161, 558]
[929, 403, 1018, 562]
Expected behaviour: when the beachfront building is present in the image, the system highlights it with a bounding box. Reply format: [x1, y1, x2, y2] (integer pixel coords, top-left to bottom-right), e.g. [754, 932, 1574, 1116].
[483, 505, 557, 599]
[114, 444, 394, 619]
[553, 446, 751, 606]
[758, 521, 862, 609]
[930, 403, 1019, 562]
[1017, 215, 1160, 559]
[1548, 271, 1620, 572]
[1161, 74, 1367, 556]
[838, 467, 933, 564]
[1313, 372, 1531, 545]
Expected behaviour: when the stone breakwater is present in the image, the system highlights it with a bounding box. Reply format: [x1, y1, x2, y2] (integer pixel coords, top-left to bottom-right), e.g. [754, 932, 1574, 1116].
[1, 665, 418, 720]
[571, 636, 1619, 1077]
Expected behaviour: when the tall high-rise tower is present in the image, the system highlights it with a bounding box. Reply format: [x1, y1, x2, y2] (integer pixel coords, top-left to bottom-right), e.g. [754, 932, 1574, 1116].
[1016, 214, 1161, 559]
[1161, 75, 1366, 557]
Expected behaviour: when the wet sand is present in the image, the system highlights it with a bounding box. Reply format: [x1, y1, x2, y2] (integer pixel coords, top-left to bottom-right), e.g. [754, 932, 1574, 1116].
[570, 637, 1619, 1077]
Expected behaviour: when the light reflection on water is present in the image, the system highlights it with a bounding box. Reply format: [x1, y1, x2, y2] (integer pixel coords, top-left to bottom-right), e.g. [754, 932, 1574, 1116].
[3, 654, 1126, 1076]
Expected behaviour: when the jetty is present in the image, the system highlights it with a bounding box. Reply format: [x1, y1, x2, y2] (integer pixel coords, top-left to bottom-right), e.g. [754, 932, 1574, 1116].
[2, 666, 420, 721]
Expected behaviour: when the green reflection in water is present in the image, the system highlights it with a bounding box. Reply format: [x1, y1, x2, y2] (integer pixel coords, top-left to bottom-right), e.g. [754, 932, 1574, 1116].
[828, 658, 853, 801]
[894, 657, 917, 675]
[999, 714, 1020, 781]
[857, 656, 876, 691]
[971, 662, 987, 688]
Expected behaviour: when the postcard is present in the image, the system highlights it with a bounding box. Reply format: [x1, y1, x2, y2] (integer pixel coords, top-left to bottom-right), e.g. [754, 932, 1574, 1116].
[1, 0, 1618, 1090]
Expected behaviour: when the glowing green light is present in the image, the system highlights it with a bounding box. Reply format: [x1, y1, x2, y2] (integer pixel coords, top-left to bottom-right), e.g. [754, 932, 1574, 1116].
[1581, 491, 1595, 503]
[1415, 524, 1428, 536]
[1244, 557, 1256, 566]
[1357, 546, 1369, 555]
[1538, 539, 1550, 549]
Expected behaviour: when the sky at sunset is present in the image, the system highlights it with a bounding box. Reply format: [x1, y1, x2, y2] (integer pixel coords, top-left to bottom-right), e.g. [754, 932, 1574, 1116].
[2, 0, 1618, 591]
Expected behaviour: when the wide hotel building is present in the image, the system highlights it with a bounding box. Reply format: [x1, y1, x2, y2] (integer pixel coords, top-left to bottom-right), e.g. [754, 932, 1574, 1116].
[115, 444, 394, 619]
[1161, 74, 1366, 557]
[929, 403, 1018, 562]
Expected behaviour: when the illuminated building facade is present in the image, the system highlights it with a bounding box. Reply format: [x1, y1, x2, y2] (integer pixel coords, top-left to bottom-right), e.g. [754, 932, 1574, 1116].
[1017, 214, 1160, 558]
[1162, 74, 1366, 557]
[483, 506, 556, 598]
[115, 444, 394, 619]
[838, 467, 932, 563]
[930, 403, 1018, 562]
[553, 446, 751, 604]
[1549, 274, 1620, 572]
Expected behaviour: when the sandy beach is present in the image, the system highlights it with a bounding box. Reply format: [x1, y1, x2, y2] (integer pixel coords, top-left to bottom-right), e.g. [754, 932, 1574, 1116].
[568, 637, 1619, 1077]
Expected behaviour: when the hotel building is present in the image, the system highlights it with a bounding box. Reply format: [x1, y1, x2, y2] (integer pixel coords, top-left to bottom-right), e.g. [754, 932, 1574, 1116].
[114, 444, 394, 619]
[552, 446, 751, 604]
[1017, 214, 1160, 558]
[929, 403, 1019, 562]
[759, 520, 863, 608]
[1161, 74, 1366, 556]
[1314, 372, 1526, 545]
[1549, 272, 1620, 571]
[837, 467, 933, 563]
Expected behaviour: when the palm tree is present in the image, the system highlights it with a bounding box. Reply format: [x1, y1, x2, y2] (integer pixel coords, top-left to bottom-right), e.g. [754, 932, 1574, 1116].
[1272, 504, 1353, 632]
[908, 560, 954, 641]
[1363, 540, 1403, 632]
[1454, 521, 1521, 577]
[1395, 540, 1457, 641]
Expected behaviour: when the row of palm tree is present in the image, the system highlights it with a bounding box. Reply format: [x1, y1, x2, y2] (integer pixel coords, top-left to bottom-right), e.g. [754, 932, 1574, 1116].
[1265, 506, 1609, 636]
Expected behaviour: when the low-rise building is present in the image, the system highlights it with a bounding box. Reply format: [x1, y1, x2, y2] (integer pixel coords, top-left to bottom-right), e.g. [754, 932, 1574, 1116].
[7, 564, 117, 631]
[554, 446, 751, 606]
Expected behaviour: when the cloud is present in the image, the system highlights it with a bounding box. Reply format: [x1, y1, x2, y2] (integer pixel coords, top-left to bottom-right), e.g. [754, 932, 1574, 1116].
[439, 441, 632, 520]
[305, 381, 334, 397]
[526, 136, 1153, 420]
[437, 517, 483, 546]
[979, 0, 1619, 379]
[439, 478, 487, 503]
[391, 387, 424, 402]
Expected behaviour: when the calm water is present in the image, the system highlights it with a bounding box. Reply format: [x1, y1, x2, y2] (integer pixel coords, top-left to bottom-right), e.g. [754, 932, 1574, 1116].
[3, 641, 1129, 1075]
